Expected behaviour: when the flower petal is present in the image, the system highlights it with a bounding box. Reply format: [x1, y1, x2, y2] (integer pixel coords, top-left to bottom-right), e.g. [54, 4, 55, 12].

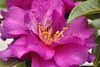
[52, 9, 66, 35]
[0, 32, 55, 61]
[0, 6, 28, 39]
[0, 36, 29, 61]
[75, 1, 82, 6]
[31, 1, 53, 28]
[55, 17, 95, 46]
[31, 53, 59, 67]
[54, 43, 88, 67]
[86, 35, 98, 48]
[31, 0, 65, 28]
[24, 12, 38, 35]
[62, 0, 75, 13]
[27, 33, 55, 60]
[6, 0, 33, 10]
[87, 53, 96, 63]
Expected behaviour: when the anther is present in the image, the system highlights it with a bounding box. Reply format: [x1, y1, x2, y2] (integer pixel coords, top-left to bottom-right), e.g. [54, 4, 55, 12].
[49, 38, 52, 40]
[61, 35, 64, 37]
[48, 36, 51, 38]
[43, 31, 48, 34]
[61, 32, 63, 35]
[38, 25, 40, 27]
[56, 30, 60, 34]
[39, 22, 41, 25]
[63, 27, 68, 30]
[49, 32, 52, 35]
[42, 27, 47, 31]
[40, 26, 42, 28]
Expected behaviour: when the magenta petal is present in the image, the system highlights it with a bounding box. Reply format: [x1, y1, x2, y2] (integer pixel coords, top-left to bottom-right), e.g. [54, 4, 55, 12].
[62, 0, 75, 13]
[75, 1, 82, 6]
[31, 0, 65, 28]
[86, 36, 98, 48]
[24, 12, 38, 35]
[6, 0, 33, 10]
[0, 26, 16, 40]
[67, 17, 88, 32]
[57, 17, 95, 46]
[1, 7, 27, 36]
[31, 1, 53, 27]
[21, 34, 55, 60]
[87, 53, 96, 63]
[31, 53, 59, 67]
[0, 36, 29, 61]
[27, 33, 55, 60]
[54, 43, 88, 67]
[52, 10, 66, 34]
[70, 65, 79, 67]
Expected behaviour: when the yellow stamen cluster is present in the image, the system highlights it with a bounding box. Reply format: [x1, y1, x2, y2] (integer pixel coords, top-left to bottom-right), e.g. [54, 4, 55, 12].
[43, 31, 48, 34]
[61, 32, 64, 37]
[38, 22, 42, 27]
[38, 22, 68, 45]
[42, 28, 47, 31]
[56, 30, 60, 34]
[63, 27, 68, 30]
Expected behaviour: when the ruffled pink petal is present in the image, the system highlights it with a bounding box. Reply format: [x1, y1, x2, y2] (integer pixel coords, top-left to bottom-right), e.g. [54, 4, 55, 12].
[61, 28, 95, 44]
[24, 12, 38, 35]
[75, 1, 82, 6]
[87, 53, 96, 63]
[0, 7, 28, 39]
[0, 32, 55, 61]
[62, 0, 75, 13]
[52, 9, 67, 35]
[31, 1, 53, 28]
[57, 17, 95, 45]
[33, 0, 65, 16]
[6, 0, 33, 10]
[70, 65, 79, 67]
[0, 26, 16, 40]
[31, 0, 65, 28]
[86, 35, 98, 48]
[54, 43, 88, 67]
[31, 53, 59, 67]
[27, 33, 55, 60]
[0, 36, 29, 61]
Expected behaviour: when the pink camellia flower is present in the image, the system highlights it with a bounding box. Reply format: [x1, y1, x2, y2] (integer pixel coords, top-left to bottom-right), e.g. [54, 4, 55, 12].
[0, 0, 97, 67]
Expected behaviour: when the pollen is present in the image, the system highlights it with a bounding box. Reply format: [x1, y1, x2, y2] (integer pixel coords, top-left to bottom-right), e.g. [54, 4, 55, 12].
[61, 32, 63, 35]
[61, 35, 64, 37]
[56, 30, 60, 34]
[38, 25, 40, 27]
[63, 27, 68, 30]
[43, 31, 48, 34]
[39, 22, 41, 25]
[39, 26, 42, 28]
[49, 38, 52, 40]
[42, 27, 47, 31]
[48, 36, 51, 38]
[49, 32, 52, 35]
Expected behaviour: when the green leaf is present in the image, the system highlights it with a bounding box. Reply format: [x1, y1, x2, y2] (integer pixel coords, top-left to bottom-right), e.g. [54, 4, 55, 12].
[25, 60, 31, 67]
[67, 0, 100, 26]
[74, 0, 87, 2]
[0, 58, 30, 67]
[85, 14, 96, 20]
[0, 0, 7, 8]
[92, 36, 100, 67]
[90, 19, 100, 29]
[16, 62, 26, 67]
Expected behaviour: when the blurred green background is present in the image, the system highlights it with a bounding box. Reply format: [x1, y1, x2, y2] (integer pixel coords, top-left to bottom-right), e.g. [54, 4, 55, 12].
[0, 0, 7, 8]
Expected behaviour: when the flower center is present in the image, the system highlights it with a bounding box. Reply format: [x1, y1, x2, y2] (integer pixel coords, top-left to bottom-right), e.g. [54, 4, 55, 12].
[38, 22, 68, 46]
